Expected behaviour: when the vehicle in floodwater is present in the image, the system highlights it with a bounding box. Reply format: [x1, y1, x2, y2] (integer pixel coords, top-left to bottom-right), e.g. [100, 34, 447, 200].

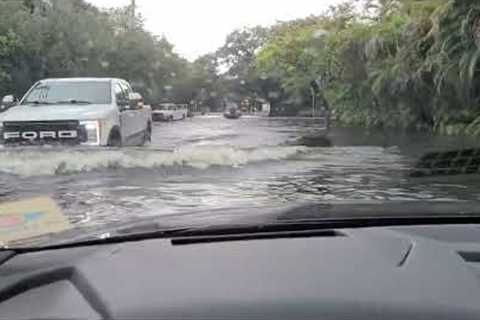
[152, 103, 188, 122]
[0, 78, 152, 147]
[223, 102, 242, 119]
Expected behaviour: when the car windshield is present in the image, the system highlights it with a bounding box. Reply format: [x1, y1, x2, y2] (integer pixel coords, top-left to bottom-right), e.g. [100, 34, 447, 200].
[1, 0, 480, 248]
[152, 105, 170, 110]
[22, 81, 111, 105]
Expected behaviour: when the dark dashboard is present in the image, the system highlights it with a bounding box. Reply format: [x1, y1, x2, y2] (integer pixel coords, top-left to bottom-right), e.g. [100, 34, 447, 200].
[2, 223, 480, 319]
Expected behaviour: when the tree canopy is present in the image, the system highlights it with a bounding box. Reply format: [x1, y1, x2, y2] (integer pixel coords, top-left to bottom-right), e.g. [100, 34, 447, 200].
[0, 0, 190, 104]
[2, 0, 480, 135]
[254, 0, 480, 134]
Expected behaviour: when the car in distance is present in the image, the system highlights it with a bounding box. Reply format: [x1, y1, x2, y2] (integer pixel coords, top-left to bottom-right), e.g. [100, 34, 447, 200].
[223, 101, 242, 119]
[0, 78, 152, 147]
[151, 103, 188, 122]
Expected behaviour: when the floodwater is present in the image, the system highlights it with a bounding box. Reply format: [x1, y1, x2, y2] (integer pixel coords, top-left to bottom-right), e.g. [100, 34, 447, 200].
[1, 114, 480, 233]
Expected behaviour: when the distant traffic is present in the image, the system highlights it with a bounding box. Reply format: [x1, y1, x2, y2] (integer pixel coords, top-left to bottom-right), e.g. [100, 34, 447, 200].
[151, 103, 188, 122]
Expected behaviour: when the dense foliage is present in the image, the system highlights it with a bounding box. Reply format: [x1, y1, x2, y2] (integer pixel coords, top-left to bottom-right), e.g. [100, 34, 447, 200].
[254, 0, 480, 134]
[2, 0, 480, 134]
[0, 0, 194, 104]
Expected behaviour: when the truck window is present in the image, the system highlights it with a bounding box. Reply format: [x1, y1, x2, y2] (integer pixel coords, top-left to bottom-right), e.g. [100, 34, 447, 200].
[121, 81, 133, 94]
[114, 83, 127, 103]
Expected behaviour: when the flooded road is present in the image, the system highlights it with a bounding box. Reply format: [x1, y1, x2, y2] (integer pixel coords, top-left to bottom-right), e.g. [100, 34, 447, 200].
[1, 115, 480, 229]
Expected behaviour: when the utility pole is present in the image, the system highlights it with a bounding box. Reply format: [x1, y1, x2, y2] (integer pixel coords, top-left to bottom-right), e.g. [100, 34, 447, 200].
[130, 0, 136, 30]
[310, 78, 321, 118]
[310, 87, 316, 118]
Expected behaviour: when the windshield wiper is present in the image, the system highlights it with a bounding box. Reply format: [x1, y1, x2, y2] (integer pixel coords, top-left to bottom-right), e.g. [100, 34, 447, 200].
[4, 226, 191, 253]
[6, 201, 480, 253]
[8, 214, 480, 253]
[23, 100, 53, 105]
[55, 99, 92, 104]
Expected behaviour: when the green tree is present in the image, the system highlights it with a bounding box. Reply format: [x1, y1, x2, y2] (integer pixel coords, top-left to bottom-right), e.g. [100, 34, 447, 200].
[0, 0, 191, 105]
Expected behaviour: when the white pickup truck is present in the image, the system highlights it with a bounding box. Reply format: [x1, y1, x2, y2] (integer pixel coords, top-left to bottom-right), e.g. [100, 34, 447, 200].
[0, 78, 152, 147]
[151, 103, 188, 122]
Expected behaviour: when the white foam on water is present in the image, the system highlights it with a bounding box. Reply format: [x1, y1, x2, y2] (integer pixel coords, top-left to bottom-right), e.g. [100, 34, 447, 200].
[0, 145, 309, 177]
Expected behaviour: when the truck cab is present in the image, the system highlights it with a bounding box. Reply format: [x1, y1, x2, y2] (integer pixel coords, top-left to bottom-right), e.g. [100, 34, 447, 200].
[0, 78, 152, 147]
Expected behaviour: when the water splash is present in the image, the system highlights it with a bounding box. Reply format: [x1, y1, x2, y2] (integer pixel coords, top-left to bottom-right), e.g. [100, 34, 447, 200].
[0, 145, 308, 177]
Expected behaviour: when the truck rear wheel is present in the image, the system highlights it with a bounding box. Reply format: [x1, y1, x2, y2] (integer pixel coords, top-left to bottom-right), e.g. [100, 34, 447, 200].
[107, 129, 122, 147]
[141, 123, 152, 146]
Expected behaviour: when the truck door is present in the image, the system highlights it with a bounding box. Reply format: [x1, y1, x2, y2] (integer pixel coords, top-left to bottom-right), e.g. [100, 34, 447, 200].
[114, 82, 135, 143]
[120, 81, 146, 135]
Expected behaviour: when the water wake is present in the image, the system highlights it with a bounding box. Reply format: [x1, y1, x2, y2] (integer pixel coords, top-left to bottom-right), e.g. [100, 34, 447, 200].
[0, 145, 309, 177]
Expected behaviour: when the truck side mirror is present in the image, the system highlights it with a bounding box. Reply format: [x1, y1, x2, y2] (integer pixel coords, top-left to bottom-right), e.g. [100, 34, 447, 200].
[2, 95, 15, 105]
[128, 92, 143, 109]
[119, 104, 130, 112]
[117, 98, 130, 111]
